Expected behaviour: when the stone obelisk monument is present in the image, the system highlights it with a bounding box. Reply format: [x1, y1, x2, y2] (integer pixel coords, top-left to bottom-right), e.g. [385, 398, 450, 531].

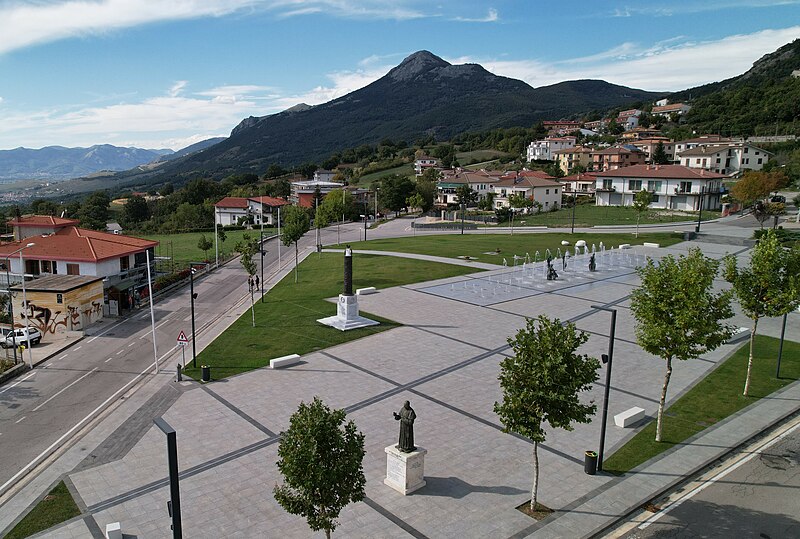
[317, 247, 379, 331]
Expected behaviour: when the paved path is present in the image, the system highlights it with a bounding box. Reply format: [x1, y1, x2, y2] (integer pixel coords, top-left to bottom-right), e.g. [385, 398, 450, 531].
[322, 248, 503, 270]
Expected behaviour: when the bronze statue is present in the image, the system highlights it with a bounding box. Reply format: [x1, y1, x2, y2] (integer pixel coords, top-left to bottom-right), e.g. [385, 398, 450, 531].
[589, 253, 597, 272]
[546, 255, 558, 281]
[393, 401, 417, 452]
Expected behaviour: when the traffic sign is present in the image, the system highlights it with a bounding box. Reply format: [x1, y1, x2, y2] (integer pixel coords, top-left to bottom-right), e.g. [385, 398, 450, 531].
[177, 330, 189, 347]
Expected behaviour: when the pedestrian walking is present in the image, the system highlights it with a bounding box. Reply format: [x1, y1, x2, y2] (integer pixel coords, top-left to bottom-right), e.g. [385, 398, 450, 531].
[254, 275, 260, 290]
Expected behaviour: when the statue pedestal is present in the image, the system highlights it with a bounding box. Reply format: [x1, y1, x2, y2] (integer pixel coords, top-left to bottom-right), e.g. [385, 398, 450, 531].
[384, 445, 426, 495]
[317, 294, 379, 331]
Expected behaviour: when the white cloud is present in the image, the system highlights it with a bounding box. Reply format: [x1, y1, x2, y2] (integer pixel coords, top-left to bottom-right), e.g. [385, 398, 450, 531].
[168, 81, 188, 97]
[609, 0, 800, 17]
[457, 26, 800, 91]
[453, 8, 498, 23]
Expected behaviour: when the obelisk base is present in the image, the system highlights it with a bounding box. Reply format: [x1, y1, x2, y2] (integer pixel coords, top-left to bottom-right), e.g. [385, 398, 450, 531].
[317, 294, 379, 331]
[384, 445, 426, 495]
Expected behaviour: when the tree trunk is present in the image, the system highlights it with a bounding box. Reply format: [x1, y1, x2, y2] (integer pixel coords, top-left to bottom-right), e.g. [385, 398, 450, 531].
[635, 214, 640, 238]
[744, 318, 758, 396]
[530, 441, 539, 511]
[325, 529, 331, 539]
[250, 289, 255, 327]
[656, 356, 673, 442]
[294, 241, 299, 283]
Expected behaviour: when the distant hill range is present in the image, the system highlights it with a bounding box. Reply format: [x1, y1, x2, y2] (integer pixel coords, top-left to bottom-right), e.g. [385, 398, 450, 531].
[111, 50, 661, 184]
[0, 144, 173, 181]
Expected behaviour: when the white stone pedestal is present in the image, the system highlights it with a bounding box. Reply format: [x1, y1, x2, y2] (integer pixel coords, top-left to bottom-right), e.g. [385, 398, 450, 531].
[317, 294, 379, 331]
[384, 445, 426, 495]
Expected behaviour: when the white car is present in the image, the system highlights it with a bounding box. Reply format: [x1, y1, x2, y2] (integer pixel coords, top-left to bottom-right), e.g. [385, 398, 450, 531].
[1, 327, 42, 348]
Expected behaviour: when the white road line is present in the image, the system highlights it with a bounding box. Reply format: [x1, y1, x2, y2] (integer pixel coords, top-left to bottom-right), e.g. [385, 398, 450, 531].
[15, 416, 25, 424]
[128, 342, 135, 347]
[0, 371, 36, 394]
[57, 354, 68, 360]
[137, 312, 148, 320]
[86, 318, 130, 343]
[0, 343, 180, 496]
[43, 365, 50, 369]
[155, 317, 171, 330]
[116, 350, 124, 355]
[73, 346, 81, 351]
[104, 358, 112, 363]
[32, 368, 98, 412]
[638, 419, 800, 530]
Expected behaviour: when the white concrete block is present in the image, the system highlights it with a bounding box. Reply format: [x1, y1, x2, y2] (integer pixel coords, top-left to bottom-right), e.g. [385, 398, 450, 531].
[614, 406, 645, 427]
[356, 287, 377, 295]
[106, 522, 122, 539]
[270, 354, 301, 369]
[384, 445, 427, 495]
[643, 242, 660, 248]
[619, 243, 632, 249]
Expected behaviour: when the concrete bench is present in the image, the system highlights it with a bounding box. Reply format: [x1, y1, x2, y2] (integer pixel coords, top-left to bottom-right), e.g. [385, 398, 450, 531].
[270, 354, 301, 369]
[728, 326, 751, 344]
[356, 287, 377, 295]
[614, 406, 645, 427]
[619, 243, 632, 249]
[105, 522, 122, 539]
[643, 242, 660, 248]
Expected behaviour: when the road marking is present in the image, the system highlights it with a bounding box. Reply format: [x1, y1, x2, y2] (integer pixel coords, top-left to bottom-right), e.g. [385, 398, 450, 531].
[128, 342, 135, 347]
[638, 419, 800, 530]
[32, 368, 99, 412]
[0, 343, 180, 496]
[104, 357, 112, 363]
[0, 371, 36, 394]
[73, 346, 81, 351]
[155, 316, 171, 330]
[86, 318, 130, 343]
[116, 350, 124, 355]
[137, 312, 148, 320]
[15, 416, 25, 424]
[43, 365, 50, 369]
[57, 354, 68, 360]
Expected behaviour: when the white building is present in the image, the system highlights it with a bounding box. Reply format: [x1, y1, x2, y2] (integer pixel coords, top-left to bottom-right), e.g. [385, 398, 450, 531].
[436, 171, 500, 206]
[414, 156, 439, 176]
[560, 172, 597, 197]
[493, 172, 562, 212]
[526, 137, 576, 162]
[594, 164, 724, 211]
[214, 196, 290, 226]
[313, 169, 337, 182]
[678, 143, 772, 175]
[651, 102, 691, 117]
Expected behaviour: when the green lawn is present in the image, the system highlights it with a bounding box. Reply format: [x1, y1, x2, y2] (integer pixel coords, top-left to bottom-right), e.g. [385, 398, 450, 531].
[458, 149, 513, 165]
[138, 229, 276, 271]
[497, 205, 720, 228]
[183, 253, 480, 380]
[603, 335, 800, 474]
[6, 481, 80, 539]
[338, 232, 683, 262]
[355, 163, 415, 185]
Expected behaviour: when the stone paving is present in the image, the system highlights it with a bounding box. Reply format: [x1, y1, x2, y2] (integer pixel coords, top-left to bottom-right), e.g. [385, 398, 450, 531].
[7, 238, 800, 538]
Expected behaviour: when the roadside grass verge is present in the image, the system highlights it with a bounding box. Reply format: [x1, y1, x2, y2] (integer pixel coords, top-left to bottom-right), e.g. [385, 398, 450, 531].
[6, 481, 80, 539]
[339, 232, 683, 262]
[495, 205, 720, 228]
[139, 228, 276, 270]
[603, 335, 800, 474]
[184, 253, 481, 380]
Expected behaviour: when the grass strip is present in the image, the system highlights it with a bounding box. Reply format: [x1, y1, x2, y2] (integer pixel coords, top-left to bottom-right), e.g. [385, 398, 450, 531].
[337, 232, 683, 261]
[184, 252, 481, 380]
[603, 335, 800, 474]
[6, 481, 81, 539]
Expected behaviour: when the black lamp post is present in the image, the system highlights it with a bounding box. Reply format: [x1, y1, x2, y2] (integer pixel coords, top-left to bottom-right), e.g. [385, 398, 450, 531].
[260, 231, 266, 303]
[571, 195, 577, 234]
[591, 304, 617, 472]
[189, 265, 198, 368]
[695, 185, 705, 233]
[154, 417, 182, 539]
[461, 202, 466, 235]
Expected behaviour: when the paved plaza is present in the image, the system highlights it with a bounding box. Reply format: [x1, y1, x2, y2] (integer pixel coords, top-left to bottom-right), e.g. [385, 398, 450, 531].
[5, 238, 800, 538]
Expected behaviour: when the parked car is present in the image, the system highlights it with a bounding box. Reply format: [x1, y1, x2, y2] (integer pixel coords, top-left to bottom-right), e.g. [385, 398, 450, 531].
[770, 195, 786, 203]
[1, 327, 42, 348]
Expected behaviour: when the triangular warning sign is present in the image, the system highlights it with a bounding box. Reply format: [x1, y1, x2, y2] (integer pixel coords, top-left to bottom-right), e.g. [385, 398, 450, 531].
[177, 330, 189, 343]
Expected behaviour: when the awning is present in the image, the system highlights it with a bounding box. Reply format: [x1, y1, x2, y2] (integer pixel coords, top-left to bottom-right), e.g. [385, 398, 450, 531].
[109, 278, 137, 291]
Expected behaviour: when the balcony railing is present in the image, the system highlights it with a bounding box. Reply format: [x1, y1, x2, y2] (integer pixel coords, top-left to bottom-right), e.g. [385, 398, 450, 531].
[596, 186, 616, 192]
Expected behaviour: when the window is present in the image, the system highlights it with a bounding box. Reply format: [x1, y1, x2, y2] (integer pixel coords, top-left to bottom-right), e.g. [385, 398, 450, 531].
[603, 179, 613, 190]
[555, 188, 559, 194]
[652, 195, 660, 203]
[545, 189, 550, 195]
[56, 293, 63, 304]
[744, 158, 750, 165]
[120, 256, 130, 271]
[716, 158, 721, 163]
[41, 260, 52, 273]
[647, 181, 662, 192]
[679, 181, 692, 193]
[696, 158, 701, 164]
[25, 259, 40, 276]
[758, 158, 763, 165]
[628, 180, 642, 191]
[67, 263, 79, 275]
[51, 261, 57, 274]
[744, 147, 749, 154]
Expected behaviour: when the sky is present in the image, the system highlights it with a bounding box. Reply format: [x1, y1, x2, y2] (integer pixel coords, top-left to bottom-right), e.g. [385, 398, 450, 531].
[0, 0, 798, 151]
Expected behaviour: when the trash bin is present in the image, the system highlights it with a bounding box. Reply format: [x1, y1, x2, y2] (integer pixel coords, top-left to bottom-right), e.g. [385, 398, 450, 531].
[201, 365, 211, 383]
[584, 450, 598, 475]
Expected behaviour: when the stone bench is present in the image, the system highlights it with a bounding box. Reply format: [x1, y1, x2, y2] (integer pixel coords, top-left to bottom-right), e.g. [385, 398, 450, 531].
[270, 354, 301, 369]
[728, 326, 750, 344]
[643, 242, 660, 248]
[356, 287, 377, 295]
[105, 522, 122, 539]
[619, 243, 632, 249]
[614, 406, 645, 427]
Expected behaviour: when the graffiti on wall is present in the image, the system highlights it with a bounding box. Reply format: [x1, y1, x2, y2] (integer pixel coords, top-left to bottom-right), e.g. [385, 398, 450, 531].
[18, 300, 102, 334]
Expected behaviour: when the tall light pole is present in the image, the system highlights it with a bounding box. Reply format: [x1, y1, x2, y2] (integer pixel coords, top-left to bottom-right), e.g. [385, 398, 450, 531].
[277, 205, 282, 271]
[260, 231, 266, 303]
[189, 265, 198, 368]
[3, 259, 17, 364]
[375, 187, 379, 221]
[695, 185, 705, 234]
[591, 304, 617, 472]
[214, 207, 219, 267]
[18, 243, 35, 368]
[145, 248, 158, 374]
[571, 195, 577, 234]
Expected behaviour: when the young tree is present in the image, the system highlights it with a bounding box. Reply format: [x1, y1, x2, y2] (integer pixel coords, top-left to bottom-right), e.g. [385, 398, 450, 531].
[631, 189, 654, 238]
[651, 141, 670, 165]
[724, 229, 800, 395]
[455, 184, 478, 208]
[630, 249, 734, 442]
[494, 315, 599, 511]
[197, 234, 213, 261]
[281, 205, 310, 283]
[235, 233, 258, 327]
[406, 193, 424, 213]
[217, 228, 227, 257]
[274, 397, 366, 539]
[730, 171, 775, 210]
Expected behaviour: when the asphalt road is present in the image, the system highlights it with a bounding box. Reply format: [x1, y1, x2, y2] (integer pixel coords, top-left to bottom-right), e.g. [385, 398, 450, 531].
[613, 417, 800, 539]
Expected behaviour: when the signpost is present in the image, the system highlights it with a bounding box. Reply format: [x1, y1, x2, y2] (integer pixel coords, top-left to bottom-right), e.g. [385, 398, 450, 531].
[177, 330, 189, 368]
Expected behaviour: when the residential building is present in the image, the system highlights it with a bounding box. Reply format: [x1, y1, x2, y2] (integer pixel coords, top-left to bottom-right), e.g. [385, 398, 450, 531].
[616, 115, 639, 131]
[621, 127, 664, 141]
[10, 275, 105, 336]
[654, 98, 669, 107]
[552, 146, 594, 175]
[673, 135, 732, 156]
[526, 136, 576, 162]
[592, 145, 647, 171]
[214, 196, 292, 226]
[414, 156, 439, 176]
[594, 164, 724, 211]
[543, 120, 581, 136]
[313, 169, 338, 182]
[560, 172, 598, 197]
[583, 119, 607, 131]
[631, 138, 676, 162]
[493, 172, 562, 212]
[651, 103, 691, 117]
[290, 180, 346, 208]
[678, 143, 772, 174]
[436, 171, 498, 206]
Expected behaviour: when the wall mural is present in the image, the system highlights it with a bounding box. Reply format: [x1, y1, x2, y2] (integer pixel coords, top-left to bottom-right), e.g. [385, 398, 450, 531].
[18, 300, 102, 334]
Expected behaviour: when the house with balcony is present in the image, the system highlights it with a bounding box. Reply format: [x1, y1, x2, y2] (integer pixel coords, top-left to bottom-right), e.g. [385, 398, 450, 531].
[493, 172, 562, 212]
[436, 171, 498, 206]
[543, 120, 581, 136]
[214, 196, 291, 226]
[652, 102, 691, 117]
[526, 136, 577, 162]
[313, 169, 338, 182]
[678, 143, 772, 175]
[0, 215, 158, 315]
[673, 135, 732, 155]
[631, 138, 676, 162]
[290, 180, 347, 208]
[592, 145, 647, 171]
[621, 128, 665, 141]
[414, 156, 439, 176]
[560, 172, 598, 198]
[594, 164, 724, 211]
[553, 146, 594, 175]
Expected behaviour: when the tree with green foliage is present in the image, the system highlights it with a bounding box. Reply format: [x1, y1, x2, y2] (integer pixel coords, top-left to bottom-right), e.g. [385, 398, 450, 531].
[651, 141, 670, 165]
[273, 177, 292, 199]
[235, 233, 258, 327]
[724, 229, 800, 396]
[379, 175, 415, 216]
[159, 182, 174, 196]
[406, 192, 424, 213]
[455, 184, 478, 207]
[78, 191, 111, 230]
[730, 170, 788, 211]
[494, 315, 599, 511]
[630, 249, 734, 442]
[197, 234, 213, 261]
[123, 194, 149, 225]
[631, 190, 654, 238]
[274, 397, 366, 539]
[30, 199, 60, 216]
[265, 163, 287, 179]
[415, 170, 438, 212]
[281, 205, 310, 283]
[217, 228, 227, 257]
[297, 163, 318, 179]
[316, 188, 354, 225]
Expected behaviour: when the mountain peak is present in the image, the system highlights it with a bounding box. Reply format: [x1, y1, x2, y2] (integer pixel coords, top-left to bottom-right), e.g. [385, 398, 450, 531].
[388, 50, 450, 81]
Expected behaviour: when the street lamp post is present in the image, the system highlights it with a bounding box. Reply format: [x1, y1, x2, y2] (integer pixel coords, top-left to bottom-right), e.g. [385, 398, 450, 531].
[260, 231, 266, 303]
[154, 417, 182, 539]
[591, 304, 617, 472]
[571, 195, 577, 234]
[695, 186, 705, 234]
[3, 259, 18, 364]
[145, 248, 158, 374]
[461, 202, 466, 235]
[189, 265, 198, 368]
[776, 312, 788, 378]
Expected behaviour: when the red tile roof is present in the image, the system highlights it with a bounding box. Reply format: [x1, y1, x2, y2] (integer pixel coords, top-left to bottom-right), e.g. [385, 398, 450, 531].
[596, 164, 726, 180]
[0, 227, 157, 263]
[214, 197, 249, 209]
[561, 172, 600, 181]
[248, 196, 291, 207]
[7, 215, 79, 227]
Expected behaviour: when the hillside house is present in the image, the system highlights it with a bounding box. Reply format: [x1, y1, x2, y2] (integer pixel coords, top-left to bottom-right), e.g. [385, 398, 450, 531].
[493, 172, 562, 212]
[678, 143, 772, 175]
[213, 196, 291, 226]
[652, 103, 691, 117]
[436, 171, 498, 206]
[631, 138, 676, 162]
[526, 136, 576, 162]
[560, 172, 598, 197]
[592, 145, 647, 171]
[553, 146, 594, 175]
[414, 156, 439, 176]
[543, 120, 581, 136]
